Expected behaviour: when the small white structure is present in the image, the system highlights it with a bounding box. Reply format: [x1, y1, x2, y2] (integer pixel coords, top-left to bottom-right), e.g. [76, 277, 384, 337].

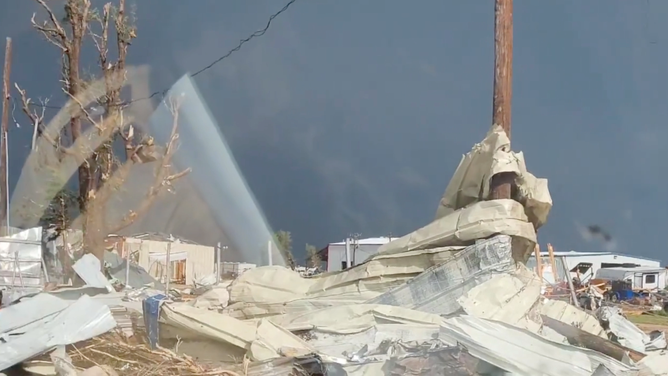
[595, 267, 667, 291]
[319, 237, 394, 272]
[120, 237, 216, 286]
[528, 250, 661, 284]
[221, 262, 256, 277]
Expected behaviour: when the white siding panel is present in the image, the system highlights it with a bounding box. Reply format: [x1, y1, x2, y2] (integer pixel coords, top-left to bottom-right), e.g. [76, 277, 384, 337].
[124, 238, 214, 285]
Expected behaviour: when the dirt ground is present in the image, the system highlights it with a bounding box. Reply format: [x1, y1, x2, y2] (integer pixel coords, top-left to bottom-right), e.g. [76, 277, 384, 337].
[628, 313, 668, 333]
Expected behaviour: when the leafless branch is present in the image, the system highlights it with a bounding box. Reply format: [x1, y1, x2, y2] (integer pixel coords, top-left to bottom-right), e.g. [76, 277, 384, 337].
[89, 3, 111, 70]
[14, 83, 60, 152]
[63, 88, 103, 131]
[108, 97, 191, 233]
[31, 0, 69, 51]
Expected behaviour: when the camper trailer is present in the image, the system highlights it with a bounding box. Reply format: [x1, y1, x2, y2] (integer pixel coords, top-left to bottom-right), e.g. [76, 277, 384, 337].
[594, 266, 667, 291]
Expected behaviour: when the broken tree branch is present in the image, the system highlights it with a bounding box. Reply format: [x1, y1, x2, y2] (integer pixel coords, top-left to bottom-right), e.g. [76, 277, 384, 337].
[31, 0, 69, 51]
[108, 97, 191, 233]
[14, 83, 65, 155]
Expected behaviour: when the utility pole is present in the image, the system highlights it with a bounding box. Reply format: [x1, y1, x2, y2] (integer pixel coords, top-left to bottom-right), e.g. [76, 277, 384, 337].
[1, 38, 12, 235]
[490, 0, 514, 200]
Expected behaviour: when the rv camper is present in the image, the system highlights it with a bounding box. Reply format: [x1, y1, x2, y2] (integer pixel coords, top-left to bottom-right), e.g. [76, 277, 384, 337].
[594, 266, 666, 291]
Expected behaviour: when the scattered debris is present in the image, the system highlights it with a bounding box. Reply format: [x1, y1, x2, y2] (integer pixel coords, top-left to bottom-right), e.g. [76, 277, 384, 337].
[2, 126, 668, 375]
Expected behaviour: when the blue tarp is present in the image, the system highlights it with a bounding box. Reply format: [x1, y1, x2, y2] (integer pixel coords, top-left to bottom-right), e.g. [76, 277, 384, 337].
[142, 294, 167, 349]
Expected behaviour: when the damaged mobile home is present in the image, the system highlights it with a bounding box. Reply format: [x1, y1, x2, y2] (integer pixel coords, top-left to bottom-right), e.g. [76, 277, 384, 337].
[1, 126, 667, 375]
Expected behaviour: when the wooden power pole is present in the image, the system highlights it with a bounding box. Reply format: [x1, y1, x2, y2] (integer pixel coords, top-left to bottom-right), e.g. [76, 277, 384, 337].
[490, 0, 514, 200]
[1, 37, 11, 233]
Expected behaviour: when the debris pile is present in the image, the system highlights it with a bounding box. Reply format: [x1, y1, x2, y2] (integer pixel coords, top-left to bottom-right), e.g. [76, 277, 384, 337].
[60, 331, 231, 376]
[1, 126, 667, 375]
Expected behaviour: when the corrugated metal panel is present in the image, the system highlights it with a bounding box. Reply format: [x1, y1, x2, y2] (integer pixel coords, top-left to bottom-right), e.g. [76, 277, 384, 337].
[181, 243, 215, 285]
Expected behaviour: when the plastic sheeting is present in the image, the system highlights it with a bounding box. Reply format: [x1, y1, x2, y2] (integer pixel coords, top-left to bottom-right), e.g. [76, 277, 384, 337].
[0, 295, 117, 371]
[434, 125, 552, 230]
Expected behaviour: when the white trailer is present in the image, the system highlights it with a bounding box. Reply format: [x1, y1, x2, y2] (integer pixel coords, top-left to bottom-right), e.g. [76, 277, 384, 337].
[594, 267, 667, 291]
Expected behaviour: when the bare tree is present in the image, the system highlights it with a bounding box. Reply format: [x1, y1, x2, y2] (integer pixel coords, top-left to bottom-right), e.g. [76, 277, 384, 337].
[305, 243, 321, 270]
[274, 230, 296, 270]
[15, 0, 190, 264]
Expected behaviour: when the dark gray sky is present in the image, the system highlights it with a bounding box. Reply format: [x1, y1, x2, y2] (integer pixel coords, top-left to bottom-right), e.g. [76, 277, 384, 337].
[2, 1, 667, 262]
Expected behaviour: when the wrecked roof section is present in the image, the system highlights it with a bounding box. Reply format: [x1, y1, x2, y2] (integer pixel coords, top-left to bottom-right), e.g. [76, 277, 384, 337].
[435, 124, 552, 230]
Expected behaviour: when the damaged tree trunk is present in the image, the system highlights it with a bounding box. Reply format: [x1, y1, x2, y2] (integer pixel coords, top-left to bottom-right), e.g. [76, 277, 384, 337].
[21, 0, 190, 272]
[490, 0, 514, 200]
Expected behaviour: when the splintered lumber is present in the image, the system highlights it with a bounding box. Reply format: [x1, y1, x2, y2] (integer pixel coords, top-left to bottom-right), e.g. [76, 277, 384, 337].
[541, 315, 645, 363]
[547, 244, 558, 282]
[534, 244, 543, 280]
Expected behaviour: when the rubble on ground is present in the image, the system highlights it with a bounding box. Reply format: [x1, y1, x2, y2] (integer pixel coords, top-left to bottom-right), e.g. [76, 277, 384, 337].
[1, 126, 667, 375]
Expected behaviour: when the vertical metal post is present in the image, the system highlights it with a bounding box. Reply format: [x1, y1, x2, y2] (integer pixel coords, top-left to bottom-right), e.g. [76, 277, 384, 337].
[562, 255, 580, 308]
[1, 38, 12, 234]
[267, 240, 273, 266]
[344, 238, 351, 269]
[216, 242, 221, 285]
[124, 241, 131, 288]
[490, 0, 514, 200]
[165, 242, 171, 294]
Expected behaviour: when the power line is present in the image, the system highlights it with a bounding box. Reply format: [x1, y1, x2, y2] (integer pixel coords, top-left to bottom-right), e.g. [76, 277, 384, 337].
[29, 0, 297, 110]
[191, 0, 296, 77]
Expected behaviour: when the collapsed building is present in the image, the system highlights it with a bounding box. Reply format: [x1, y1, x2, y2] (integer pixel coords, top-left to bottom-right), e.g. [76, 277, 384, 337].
[1, 123, 666, 375]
